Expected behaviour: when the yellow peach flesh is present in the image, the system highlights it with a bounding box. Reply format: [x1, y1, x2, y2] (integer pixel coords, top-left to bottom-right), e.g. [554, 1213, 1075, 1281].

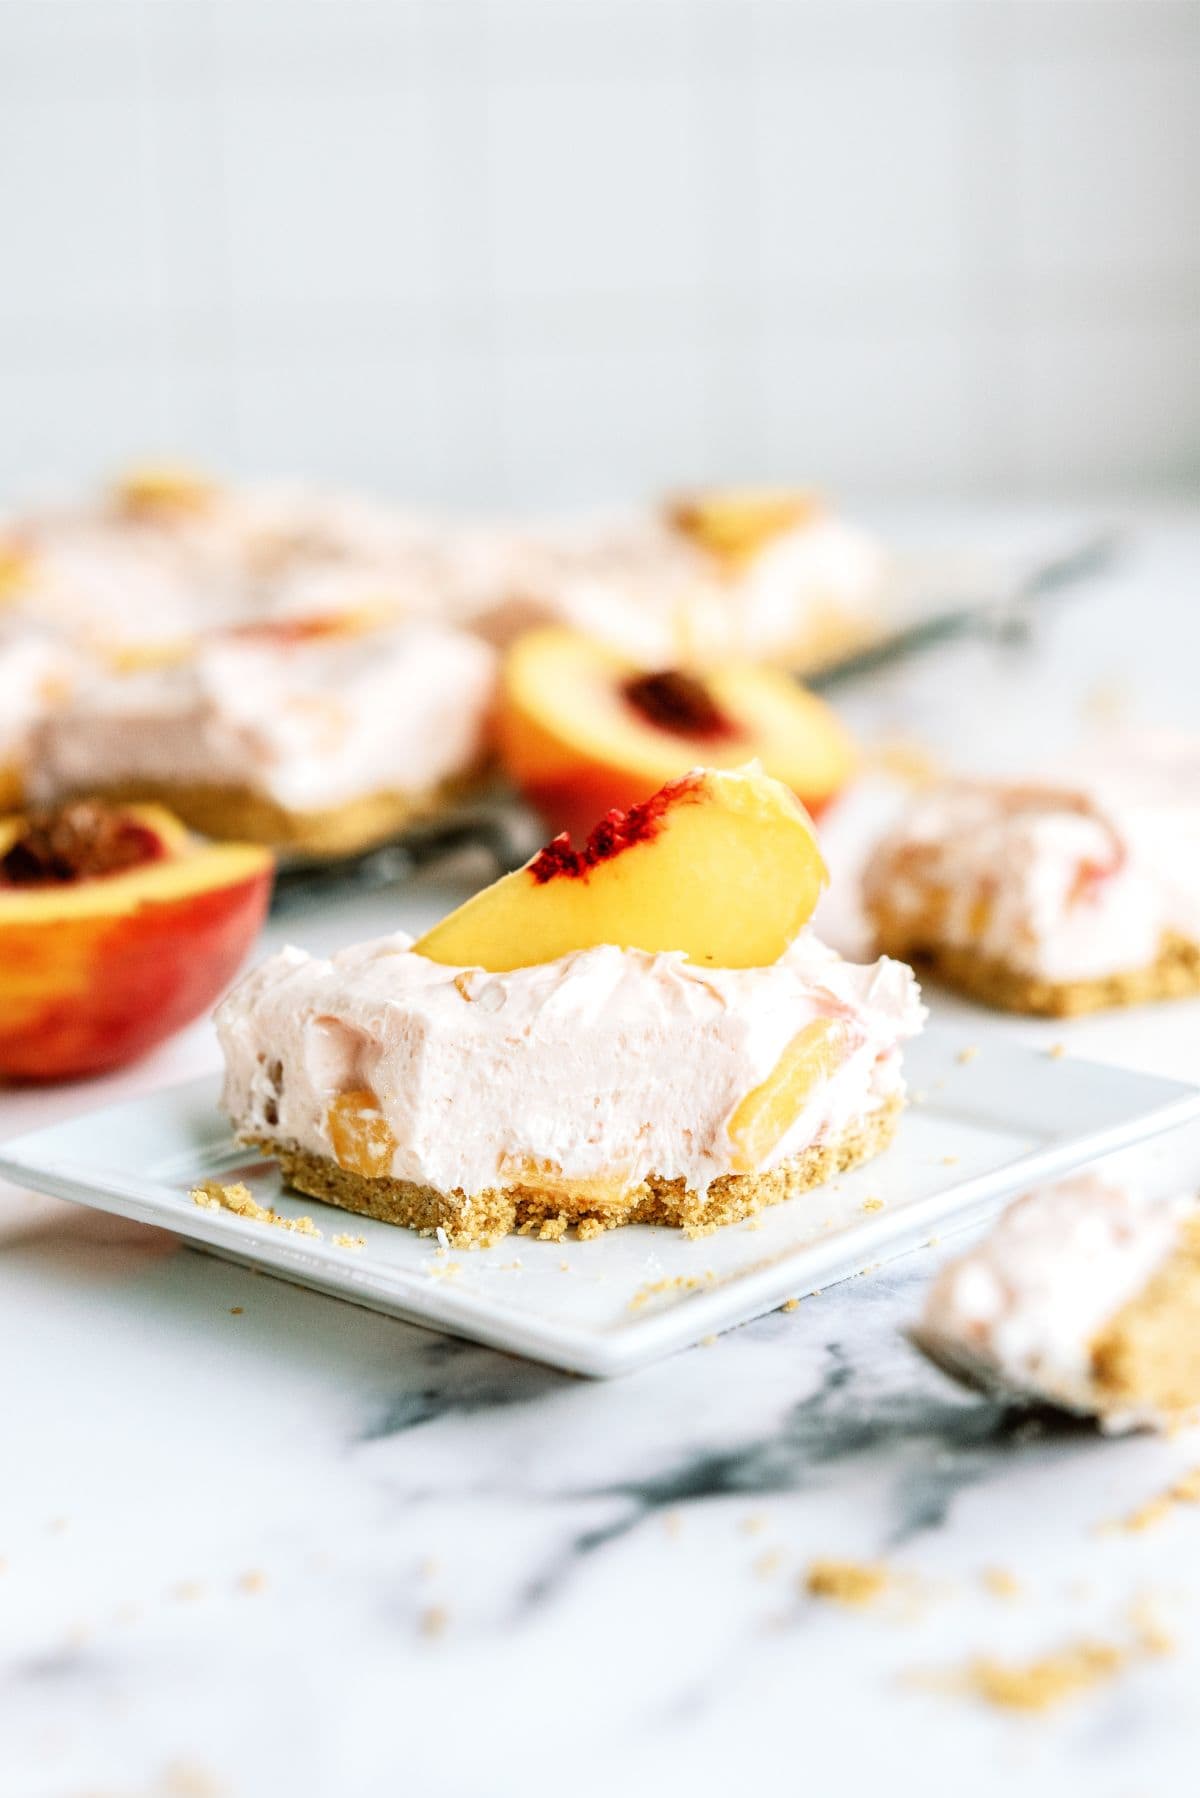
[325, 1090, 398, 1179]
[413, 764, 828, 974]
[727, 1018, 857, 1173]
[498, 628, 857, 812]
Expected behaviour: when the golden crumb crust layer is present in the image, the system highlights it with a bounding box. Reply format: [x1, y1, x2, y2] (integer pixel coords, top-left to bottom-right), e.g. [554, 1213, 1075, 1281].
[872, 909, 1200, 1018]
[248, 1097, 901, 1246]
[1091, 1213, 1200, 1419]
[47, 766, 492, 858]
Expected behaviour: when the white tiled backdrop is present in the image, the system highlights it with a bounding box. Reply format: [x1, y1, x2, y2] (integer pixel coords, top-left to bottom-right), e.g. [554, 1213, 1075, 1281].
[2, 0, 1198, 510]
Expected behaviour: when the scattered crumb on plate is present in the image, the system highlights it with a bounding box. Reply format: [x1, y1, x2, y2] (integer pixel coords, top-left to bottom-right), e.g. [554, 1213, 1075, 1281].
[190, 1181, 321, 1238]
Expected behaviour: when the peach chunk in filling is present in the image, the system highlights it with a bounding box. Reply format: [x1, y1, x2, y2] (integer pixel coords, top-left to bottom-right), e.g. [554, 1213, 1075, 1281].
[325, 1088, 398, 1180]
[726, 1018, 858, 1174]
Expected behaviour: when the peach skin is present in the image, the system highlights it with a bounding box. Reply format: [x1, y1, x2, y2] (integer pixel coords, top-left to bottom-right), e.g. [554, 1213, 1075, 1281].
[0, 801, 273, 1081]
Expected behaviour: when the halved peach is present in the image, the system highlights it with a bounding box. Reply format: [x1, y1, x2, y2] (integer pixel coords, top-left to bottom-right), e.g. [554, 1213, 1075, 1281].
[497, 627, 857, 838]
[0, 801, 273, 1081]
[414, 763, 827, 973]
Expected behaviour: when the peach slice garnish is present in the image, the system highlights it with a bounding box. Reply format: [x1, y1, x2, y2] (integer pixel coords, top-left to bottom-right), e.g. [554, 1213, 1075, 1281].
[668, 487, 824, 567]
[496, 627, 857, 839]
[0, 801, 272, 1081]
[413, 763, 828, 974]
[727, 1019, 857, 1173]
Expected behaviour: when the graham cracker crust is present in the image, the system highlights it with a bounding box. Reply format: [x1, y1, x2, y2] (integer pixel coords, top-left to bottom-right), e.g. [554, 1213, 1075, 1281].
[51, 767, 490, 857]
[1091, 1213, 1200, 1420]
[873, 914, 1200, 1018]
[251, 1096, 902, 1246]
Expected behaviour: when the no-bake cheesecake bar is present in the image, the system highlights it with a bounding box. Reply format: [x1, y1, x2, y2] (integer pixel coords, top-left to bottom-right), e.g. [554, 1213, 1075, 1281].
[217, 767, 923, 1243]
[455, 489, 883, 671]
[30, 619, 496, 856]
[913, 1174, 1200, 1432]
[863, 737, 1200, 1015]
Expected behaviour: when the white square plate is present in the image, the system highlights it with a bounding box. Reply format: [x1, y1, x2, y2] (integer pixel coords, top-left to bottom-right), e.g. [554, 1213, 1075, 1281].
[3, 1027, 1197, 1377]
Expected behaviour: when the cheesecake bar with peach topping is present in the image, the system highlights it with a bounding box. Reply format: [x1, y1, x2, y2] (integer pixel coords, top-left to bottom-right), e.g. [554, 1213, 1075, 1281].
[216, 766, 923, 1243]
[29, 617, 496, 856]
[913, 1174, 1200, 1432]
[864, 736, 1200, 1016]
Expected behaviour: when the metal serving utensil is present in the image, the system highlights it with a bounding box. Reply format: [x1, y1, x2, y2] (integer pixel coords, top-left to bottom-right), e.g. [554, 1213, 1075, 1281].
[806, 530, 1120, 692]
[269, 802, 545, 916]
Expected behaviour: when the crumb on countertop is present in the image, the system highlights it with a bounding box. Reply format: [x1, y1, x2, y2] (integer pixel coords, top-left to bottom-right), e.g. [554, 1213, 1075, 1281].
[963, 1640, 1125, 1712]
[191, 1181, 321, 1238]
[420, 1604, 449, 1638]
[805, 1557, 890, 1608]
[981, 1566, 1021, 1601]
[956, 1046, 979, 1066]
[1106, 1465, 1200, 1534]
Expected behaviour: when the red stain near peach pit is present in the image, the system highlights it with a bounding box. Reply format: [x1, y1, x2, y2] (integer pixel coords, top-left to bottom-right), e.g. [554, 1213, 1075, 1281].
[529, 777, 697, 883]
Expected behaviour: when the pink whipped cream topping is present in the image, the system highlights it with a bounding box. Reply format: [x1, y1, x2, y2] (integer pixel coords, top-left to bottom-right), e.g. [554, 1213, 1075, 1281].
[217, 928, 924, 1200]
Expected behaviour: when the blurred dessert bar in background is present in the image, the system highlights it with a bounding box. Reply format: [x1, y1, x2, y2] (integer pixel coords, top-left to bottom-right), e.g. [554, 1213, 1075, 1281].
[913, 1173, 1200, 1433]
[456, 486, 884, 668]
[29, 618, 496, 857]
[0, 467, 891, 851]
[863, 736, 1200, 1015]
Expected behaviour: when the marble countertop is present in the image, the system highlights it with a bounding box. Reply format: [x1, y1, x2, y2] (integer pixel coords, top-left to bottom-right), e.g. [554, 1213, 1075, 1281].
[4, 507, 1200, 1798]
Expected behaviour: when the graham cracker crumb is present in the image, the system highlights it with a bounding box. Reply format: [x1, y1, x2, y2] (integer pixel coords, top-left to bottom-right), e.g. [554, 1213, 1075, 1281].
[741, 1514, 767, 1536]
[754, 1549, 785, 1579]
[173, 1580, 205, 1603]
[963, 1640, 1126, 1712]
[781, 1297, 800, 1313]
[981, 1566, 1021, 1601]
[237, 1570, 267, 1595]
[805, 1557, 890, 1608]
[862, 1196, 885, 1212]
[229, 1306, 243, 1316]
[426, 1259, 463, 1281]
[420, 1604, 449, 1638]
[956, 1046, 979, 1065]
[1047, 1041, 1068, 1059]
[629, 1272, 714, 1312]
[1107, 1465, 1200, 1534]
[191, 1181, 321, 1238]
[332, 1232, 366, 1250]
[700, 1334, 718, 1347]
[940, 1155, 959, 1166]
